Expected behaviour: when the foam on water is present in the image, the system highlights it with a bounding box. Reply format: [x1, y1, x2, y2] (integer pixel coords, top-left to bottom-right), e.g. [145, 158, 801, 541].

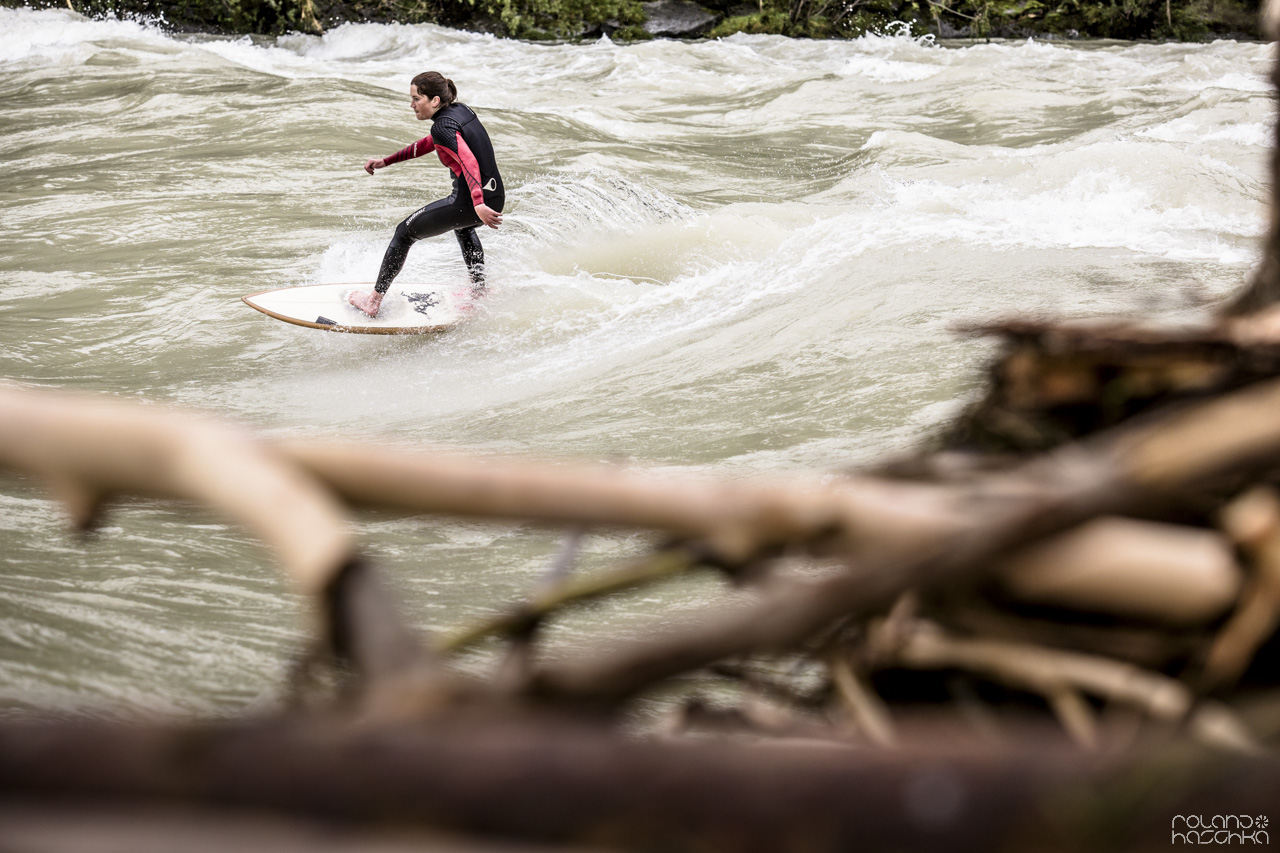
[0, 8, 178, 67]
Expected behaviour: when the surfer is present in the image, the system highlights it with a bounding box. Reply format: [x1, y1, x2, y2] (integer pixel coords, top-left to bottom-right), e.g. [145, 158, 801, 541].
[349, 71, 504, 318]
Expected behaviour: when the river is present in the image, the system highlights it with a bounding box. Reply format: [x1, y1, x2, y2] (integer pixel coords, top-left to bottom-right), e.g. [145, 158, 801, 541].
[0, 8, 1271, 716]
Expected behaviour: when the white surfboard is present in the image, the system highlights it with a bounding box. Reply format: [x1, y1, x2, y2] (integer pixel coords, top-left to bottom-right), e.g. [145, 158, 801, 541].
[242, 282, 468, 334]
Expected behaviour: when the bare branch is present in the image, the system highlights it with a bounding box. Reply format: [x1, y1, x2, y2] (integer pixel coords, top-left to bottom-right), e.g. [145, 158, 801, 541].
[829, 654, 896, 746]
[0, 385, 353, 594]
[1203, 487, 1280, 689]
[437, 548, 697, 653]
[886, 620, 1258, 753]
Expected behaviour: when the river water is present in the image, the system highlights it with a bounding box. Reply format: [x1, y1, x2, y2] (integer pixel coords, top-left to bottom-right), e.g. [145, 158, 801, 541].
[0, 8, 1272, 717]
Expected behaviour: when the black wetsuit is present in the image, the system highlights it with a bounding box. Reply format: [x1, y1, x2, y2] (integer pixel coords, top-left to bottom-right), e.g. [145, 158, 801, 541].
[374, 102, 505, 293]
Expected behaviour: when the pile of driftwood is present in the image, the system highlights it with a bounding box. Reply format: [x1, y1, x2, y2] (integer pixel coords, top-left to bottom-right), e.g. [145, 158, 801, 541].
[8, 19, 1280, 853]
[5, 313, 1280, 850]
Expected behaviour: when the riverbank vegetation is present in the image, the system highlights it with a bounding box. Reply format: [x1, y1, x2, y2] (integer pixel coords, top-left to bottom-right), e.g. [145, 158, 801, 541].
[4, 0, 1262, 41]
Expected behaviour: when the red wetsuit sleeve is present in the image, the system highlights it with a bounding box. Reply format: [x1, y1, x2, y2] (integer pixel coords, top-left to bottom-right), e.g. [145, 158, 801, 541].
[436, 133, 486, 207]
[382, 135, 436, 166]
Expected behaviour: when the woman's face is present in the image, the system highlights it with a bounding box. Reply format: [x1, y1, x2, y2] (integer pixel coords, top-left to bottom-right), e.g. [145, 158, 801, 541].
[410, 85, 442, 121]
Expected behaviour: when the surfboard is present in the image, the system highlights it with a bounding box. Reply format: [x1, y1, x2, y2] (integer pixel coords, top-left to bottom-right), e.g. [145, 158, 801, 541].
[241, 282, 468, 334]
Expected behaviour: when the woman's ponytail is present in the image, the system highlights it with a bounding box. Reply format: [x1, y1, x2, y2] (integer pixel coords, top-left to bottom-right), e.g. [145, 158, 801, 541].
[411, 71, 457, 107]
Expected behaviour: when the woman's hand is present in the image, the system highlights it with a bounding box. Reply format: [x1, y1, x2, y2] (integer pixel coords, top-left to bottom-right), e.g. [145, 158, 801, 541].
[475, 204, 503, 229]
[364, 158, 387, 175]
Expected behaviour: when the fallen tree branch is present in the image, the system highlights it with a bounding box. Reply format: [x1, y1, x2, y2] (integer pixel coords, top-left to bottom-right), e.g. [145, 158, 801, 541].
[1, 715, 1272, 852]
[437, 548, 697, 654]
[1203, 486, 1280, 689]
[829, 653, 896, 746]
[881, 620, 1259, 752]
[0, 385, 352, 595]
[888, 621, 1188, 723]
[275, 438, 969, 566]
[0, 384, 431, 692]
[527, 374, 1280, 707]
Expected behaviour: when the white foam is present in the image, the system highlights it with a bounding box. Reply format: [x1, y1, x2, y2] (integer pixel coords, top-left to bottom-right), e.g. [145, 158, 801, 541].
[1185, 71, 1272, 93]
[1139, 117, 1271, 147]
[840, 54, 942, 83]
[0, 8, 168, 64]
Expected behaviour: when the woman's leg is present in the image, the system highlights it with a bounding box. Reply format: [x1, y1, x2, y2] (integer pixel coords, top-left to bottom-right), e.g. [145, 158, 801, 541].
[375, 195, 474, 293]
[454, 227, 485, 289]
[362, 177, 501, 314]
[352, 193, 474, 316]
[454, 183, 504, 292]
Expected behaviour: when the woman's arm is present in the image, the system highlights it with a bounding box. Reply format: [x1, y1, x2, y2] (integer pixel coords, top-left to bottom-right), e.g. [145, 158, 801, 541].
[365, 135, 436, 174]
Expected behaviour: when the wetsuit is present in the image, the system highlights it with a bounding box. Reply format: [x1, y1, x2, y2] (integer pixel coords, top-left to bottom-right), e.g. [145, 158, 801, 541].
[374, 102, 505, 293]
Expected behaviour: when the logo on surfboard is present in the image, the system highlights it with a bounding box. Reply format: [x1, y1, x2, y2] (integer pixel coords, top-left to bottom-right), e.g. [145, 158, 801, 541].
[406, 292, 441, 315]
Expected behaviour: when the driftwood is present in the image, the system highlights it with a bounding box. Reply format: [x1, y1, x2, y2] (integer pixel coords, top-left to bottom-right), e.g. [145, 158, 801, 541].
[995, 517, 1240, 624]
[3, 362, 1280, 847]
[0, 715, 1277, 853]
[517, 372, 1280, 708]
[1203, 486, 1280, 689]
[0, 385, 352, 594]
[8, 4, 1280, 846]
[11, 287, 1280, 848]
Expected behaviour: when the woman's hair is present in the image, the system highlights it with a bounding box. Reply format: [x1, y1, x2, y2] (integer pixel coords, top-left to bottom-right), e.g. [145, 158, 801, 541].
[411, 71, 457, 106]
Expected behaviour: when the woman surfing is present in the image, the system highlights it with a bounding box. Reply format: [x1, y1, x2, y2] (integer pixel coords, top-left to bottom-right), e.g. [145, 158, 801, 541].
[349, 71, 504, 317]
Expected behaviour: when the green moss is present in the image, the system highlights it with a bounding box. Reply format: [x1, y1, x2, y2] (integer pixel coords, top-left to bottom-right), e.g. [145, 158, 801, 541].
[906, 0, 1260, 38]
[706, 0, 930, 38]
[430, 0, 642, 36]
[707, 10, 789, 35]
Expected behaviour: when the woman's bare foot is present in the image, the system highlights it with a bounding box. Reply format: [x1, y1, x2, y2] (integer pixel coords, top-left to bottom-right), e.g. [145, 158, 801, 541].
[348, 290, 383, 317]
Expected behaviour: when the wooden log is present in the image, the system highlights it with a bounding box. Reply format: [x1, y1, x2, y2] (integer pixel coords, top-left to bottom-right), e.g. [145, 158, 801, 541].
[0, 385, 429, 691]
[942, 319, 1280, 453]
[0, 385, 353, 595]
[876, 620, 1257, 753]
[995, 517, 1242, 625]
[1202, 487, 1280, 688]
[940, 600, 1204, 669]
[527, 373, 1280, 707]
[275, 438, 965, 566]
[0, 805, 551, 853]
[0, 716, 1275, 852]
